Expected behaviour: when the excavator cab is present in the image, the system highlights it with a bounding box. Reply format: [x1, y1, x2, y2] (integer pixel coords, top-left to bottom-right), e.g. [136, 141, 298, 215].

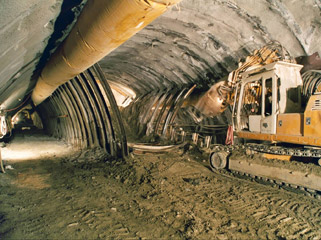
[232, 61, 304, 142]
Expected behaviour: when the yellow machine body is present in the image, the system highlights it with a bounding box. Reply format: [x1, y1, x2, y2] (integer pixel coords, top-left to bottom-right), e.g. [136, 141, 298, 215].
[233, 61, 321, 147]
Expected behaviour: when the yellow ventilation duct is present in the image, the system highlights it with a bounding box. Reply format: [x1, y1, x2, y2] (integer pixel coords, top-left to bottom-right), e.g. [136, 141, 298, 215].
[32, 0, 181, 106]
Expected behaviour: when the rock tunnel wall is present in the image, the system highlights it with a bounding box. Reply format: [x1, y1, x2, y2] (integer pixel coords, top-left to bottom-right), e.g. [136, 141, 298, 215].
[99, 0, 320, 98]
[37, 64, 128, 158]
[120, 85, 229, 145]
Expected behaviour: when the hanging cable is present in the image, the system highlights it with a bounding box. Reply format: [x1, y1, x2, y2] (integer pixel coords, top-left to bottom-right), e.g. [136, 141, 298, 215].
[0, 148, 5, 173]
[3, 94, 31, 113]
[225, 125, 234, 145]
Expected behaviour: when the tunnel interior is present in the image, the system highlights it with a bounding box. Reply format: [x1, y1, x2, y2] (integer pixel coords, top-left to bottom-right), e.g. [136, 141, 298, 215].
[2, 0, 320, 159]
[1, 1, 321, 239]
[38, 0, 320, 157]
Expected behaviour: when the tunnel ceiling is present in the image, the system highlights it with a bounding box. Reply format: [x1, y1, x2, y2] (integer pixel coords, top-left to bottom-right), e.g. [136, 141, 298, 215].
[99, 0, 321, 95]
[0, 0, 62, 110]
[0, 0, 320, 110]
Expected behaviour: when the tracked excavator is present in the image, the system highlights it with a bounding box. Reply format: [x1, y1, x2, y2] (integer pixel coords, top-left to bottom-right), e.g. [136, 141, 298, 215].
[205, 42, 321, 193]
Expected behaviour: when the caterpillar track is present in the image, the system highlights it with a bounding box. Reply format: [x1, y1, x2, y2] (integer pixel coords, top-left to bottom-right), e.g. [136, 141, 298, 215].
[208, 144, 321, 198]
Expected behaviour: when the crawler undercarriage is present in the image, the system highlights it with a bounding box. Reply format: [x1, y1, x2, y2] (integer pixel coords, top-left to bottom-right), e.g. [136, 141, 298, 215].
[209, 144, 321, 197]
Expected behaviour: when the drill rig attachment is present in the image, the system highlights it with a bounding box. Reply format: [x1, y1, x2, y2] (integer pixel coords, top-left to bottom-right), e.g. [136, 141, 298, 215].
[208, 43, 321, 194]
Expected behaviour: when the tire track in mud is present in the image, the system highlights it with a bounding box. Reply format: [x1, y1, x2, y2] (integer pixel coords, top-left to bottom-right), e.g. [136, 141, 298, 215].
[155, 157, 321, 239]
[220, 176, 321, 239]
[58, 182, 142, 240]
[230, 181, 321, 239]
[1, 153, 321, 239]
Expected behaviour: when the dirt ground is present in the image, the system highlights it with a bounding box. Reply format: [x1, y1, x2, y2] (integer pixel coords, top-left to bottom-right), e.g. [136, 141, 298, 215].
[1, 136, 321, 239]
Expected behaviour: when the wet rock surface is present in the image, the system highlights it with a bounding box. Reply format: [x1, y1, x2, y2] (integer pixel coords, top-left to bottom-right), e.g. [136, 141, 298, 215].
[1, 149, 321, 239]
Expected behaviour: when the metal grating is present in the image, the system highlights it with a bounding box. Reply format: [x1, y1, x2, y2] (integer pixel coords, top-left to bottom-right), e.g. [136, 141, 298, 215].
[312, 99, 321, 110]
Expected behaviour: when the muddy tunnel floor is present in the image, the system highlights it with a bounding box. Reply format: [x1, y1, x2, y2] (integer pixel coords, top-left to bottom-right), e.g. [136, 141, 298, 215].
[1, 143, 321, 239]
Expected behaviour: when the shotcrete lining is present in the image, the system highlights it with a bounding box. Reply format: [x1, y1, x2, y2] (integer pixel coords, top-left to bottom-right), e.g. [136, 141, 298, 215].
[1, 0, 320, 110]
[99, 0, 319, 97]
